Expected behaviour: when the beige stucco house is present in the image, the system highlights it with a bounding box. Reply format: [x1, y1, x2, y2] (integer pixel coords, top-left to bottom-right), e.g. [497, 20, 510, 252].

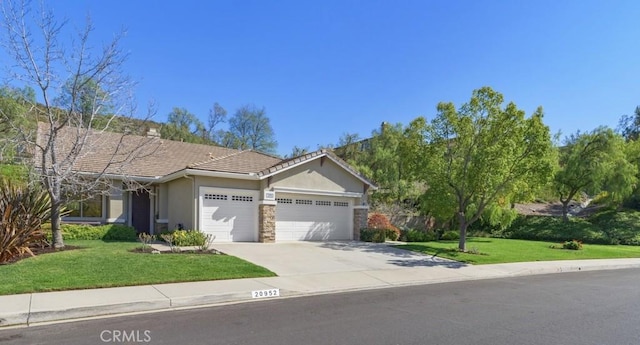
[35, 123, 376, 242]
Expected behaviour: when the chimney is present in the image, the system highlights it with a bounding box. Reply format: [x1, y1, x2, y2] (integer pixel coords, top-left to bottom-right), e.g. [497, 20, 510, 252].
[146, 128, 160, 138]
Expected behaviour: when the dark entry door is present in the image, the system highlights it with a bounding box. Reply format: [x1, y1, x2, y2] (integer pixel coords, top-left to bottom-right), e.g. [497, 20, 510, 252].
[131, 189, 150, 234]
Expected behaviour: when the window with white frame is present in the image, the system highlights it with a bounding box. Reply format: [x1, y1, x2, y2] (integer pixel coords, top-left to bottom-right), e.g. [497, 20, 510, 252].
[66, 194, 104, 218]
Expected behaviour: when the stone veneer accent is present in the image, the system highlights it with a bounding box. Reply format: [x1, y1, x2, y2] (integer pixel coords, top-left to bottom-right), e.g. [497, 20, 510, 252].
[353, 206, 369, 241]
[259, 203, 276, 243]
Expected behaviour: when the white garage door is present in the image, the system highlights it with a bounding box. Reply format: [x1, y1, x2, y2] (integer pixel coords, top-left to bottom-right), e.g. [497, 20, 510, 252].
[275, 194, 352, 241]
[199, 187, 258, 242]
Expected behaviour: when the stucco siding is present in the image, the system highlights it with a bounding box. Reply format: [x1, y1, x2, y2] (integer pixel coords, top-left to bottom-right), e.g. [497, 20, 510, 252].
[107, 180, 125, 223]
[268, 158, 363, 193]
[167, 177, 194, 230]
[194, 176, 260, 191]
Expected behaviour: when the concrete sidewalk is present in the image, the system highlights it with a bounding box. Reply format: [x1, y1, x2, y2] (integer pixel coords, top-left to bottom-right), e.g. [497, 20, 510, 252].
[2, 258, 640, 328]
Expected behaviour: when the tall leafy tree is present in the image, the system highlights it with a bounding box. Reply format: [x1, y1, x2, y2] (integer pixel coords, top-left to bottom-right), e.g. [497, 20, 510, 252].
[554, 128, 637, 221]
[346, 123, 423, 205]
[334, 132, 362, 162]
[160, 107, 206, 143]
[416, 87, 555, 251]
[225, 104, 277, 154]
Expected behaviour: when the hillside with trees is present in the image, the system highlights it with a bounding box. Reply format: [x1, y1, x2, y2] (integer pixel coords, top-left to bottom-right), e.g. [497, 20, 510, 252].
[335, 88, 640, 250]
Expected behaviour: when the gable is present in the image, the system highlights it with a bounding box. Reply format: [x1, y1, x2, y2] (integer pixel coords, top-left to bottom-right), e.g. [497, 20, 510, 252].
[267, 157, 365, 193]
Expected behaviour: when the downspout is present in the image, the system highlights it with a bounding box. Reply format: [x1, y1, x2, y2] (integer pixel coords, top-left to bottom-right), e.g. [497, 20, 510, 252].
[183, 175, 196, 230]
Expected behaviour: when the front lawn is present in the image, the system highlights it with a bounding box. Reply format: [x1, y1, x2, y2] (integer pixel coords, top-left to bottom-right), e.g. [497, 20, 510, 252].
[396, 238, 640, 265]
[0, 240, 275, 295]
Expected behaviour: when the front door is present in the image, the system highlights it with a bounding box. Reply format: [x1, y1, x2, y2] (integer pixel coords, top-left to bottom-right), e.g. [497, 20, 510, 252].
[131, 189, 151, 234]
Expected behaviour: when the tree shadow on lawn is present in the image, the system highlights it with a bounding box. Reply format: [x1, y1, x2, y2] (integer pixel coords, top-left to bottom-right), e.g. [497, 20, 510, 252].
[318, 241, 468, 269]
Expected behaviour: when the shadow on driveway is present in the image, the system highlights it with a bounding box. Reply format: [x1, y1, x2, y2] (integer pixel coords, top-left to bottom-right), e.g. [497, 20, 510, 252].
[318, 241, 468, 269]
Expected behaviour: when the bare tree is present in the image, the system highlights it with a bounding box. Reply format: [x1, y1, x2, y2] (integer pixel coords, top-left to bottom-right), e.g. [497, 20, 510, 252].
[1, 0, 157, 248]
[207, 102, 227, 143]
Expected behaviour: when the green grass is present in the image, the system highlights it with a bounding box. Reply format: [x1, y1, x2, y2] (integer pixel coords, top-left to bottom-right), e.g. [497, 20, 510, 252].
[0, 240, 275, 295]
[396, 237, 640, 265]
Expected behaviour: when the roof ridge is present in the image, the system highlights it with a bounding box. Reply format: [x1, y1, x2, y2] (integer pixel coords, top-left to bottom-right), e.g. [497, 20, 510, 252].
[188, 150, 247, 168]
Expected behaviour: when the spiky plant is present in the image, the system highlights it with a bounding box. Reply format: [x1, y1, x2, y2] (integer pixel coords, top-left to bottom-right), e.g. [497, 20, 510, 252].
[0, 179, 53, 263]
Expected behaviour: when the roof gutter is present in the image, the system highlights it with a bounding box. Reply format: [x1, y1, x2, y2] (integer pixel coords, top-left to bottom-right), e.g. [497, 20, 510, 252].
[158, 169, 260, 183]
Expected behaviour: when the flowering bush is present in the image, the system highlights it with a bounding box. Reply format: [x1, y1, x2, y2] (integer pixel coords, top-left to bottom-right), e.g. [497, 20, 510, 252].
[367, 213, 401, 241]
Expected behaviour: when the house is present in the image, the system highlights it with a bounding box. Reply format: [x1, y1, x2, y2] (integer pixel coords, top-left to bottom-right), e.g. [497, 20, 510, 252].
[35, 123, 376, 242]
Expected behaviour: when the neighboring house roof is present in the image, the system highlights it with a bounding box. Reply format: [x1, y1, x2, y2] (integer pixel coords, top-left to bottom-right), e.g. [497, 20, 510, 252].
[34, 122, 376, 188]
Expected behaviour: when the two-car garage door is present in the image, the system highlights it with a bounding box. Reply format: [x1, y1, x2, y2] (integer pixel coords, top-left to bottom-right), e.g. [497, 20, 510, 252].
[199, 187, 353, 242]
[275, 193, 352, 241]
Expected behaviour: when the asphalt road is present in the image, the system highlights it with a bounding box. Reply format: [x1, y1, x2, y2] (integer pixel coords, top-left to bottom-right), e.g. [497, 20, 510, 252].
[2, 269, 640, 345]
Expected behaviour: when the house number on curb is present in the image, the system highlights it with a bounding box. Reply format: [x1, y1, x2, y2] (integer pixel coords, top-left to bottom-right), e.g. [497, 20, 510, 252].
[252, 288, 280, 299]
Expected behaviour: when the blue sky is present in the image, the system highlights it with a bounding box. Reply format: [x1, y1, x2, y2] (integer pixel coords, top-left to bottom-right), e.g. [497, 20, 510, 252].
[4, 1, 640, 156]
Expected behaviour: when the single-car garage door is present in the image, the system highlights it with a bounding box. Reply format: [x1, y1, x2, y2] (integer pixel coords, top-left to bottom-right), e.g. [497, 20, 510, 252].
[275, 194, 352, 241]
[199, 187, 258, 242]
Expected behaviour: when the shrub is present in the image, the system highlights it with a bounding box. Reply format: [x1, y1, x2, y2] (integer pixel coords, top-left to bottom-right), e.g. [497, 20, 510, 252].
[102, 225, 137, 241]
[502, 215, 609, 244]
[385, 228, 400, 241]
[0, 179, 51, 263]
[360, 228, 386, 243]
[138, 233, 156, 251]
[441, 230, 460, 241]
[170, 230, 208, 246]
[562, 239, 583, 250]
[44, 223, 137, 241]
[59, 224, 104, 240]
[589, 210, 640, 245]
[367, 213, 400, 241]
[400, 229, 437, 242]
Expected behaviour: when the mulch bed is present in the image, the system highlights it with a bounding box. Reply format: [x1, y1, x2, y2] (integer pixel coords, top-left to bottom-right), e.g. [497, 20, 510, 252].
[129, 247, 224, 255]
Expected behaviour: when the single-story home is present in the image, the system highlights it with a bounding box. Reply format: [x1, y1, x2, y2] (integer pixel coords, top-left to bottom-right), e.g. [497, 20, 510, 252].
[35, 123, 376, 242]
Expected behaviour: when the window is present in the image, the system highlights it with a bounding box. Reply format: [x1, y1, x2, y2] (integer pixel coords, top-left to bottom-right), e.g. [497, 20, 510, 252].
[316, 200, 332, 206]
[204, 194, 227, 200]
[334, 201, 349, 207]
[66, 194, 103, 218]
[232, 195, 253, 202]
[296, 199, 313, 205]
[276, 198, 292, 204]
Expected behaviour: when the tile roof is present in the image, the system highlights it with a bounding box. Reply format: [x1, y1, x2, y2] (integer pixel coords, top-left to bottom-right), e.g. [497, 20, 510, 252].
[34, 123, 376, 188]
[34, 123, 279, 178]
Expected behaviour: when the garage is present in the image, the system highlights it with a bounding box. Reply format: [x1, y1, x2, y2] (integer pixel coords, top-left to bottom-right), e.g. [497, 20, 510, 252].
[275, 193, 352, 241]
[199, 187, 258, 242]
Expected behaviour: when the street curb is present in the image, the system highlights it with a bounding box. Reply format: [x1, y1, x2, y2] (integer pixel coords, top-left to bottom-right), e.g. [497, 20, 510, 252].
[2, 261, 640, 328]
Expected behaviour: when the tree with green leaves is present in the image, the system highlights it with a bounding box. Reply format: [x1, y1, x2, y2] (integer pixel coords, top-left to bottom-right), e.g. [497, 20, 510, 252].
[333, 132, 362, 163]
[56, 77, 112, 126]
[286, 145, 309, 158]
[345, 123, 423, 205]
[554, 127, 637, 221]
[617, 106, 640, 141]
[416, 87, 555, 251]
[225, 104, 277, 154]
[160, 107, 207, 143]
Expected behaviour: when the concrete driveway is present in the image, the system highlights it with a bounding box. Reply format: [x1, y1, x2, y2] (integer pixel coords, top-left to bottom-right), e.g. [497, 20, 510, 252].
[212, 241, 462, 276]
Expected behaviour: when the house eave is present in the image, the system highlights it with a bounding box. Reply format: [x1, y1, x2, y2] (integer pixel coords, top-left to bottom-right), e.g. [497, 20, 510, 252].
[158, 168, 260, 183]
